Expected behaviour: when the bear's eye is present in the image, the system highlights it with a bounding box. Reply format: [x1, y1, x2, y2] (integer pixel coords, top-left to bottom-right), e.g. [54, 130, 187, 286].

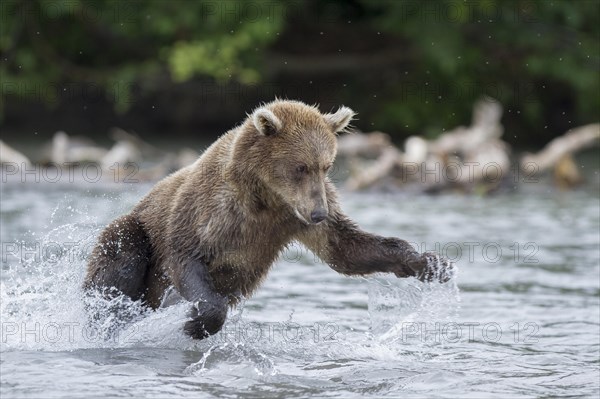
[296, 164, 308, 175]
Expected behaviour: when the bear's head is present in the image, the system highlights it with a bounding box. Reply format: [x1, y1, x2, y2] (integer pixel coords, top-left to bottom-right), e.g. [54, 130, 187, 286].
[229, 100, 355, 225]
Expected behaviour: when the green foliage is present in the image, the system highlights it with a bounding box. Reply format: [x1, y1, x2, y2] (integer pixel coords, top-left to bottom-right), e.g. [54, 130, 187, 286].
[356, 0, 599, 135]
[0, 0, 284, 112]
[1, 0, 598, 138]
[167, 18, 277, 84]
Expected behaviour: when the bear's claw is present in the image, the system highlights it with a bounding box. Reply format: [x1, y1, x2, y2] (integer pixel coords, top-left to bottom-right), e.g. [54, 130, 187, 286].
[415, 252, 456, 283]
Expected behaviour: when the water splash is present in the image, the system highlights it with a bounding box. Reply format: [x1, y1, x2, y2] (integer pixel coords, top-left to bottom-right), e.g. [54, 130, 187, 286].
[367, 261, 461, 349]
[1, 216, 98, 351]
[185, 341, 277, 377]
[1, 197, 460, 373]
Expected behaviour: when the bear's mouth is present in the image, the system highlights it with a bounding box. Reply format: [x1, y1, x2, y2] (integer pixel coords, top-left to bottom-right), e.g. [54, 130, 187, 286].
[293, 208, 310, 225]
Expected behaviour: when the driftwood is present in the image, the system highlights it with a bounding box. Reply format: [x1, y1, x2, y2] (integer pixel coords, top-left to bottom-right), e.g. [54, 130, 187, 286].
[521, 123, 600, 172]
[100, 141, 142, 170]
[553, 154, 583, 189]
[429, 98, 503, 156]
[132, 147, 200, 181]
[109, 127, 199, 176]
[9, 128, 200, 181]
[520, 123, 599, 189]
[175, 148, 200, 169]
[51, 131, 107, 164]
[110, 127, 164, 159]
[337, 131, 393, 159]
[345, 146, 401, 191]
[0, 140, 31, 166]
[340, 98, 511, 192]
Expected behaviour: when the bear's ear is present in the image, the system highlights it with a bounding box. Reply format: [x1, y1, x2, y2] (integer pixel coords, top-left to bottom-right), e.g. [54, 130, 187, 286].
[253, 108, 282, 136]
[323, 106, 356, 134]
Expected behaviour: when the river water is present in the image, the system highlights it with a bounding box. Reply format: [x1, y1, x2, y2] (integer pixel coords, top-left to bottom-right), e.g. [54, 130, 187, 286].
[1, 175, 599, 398]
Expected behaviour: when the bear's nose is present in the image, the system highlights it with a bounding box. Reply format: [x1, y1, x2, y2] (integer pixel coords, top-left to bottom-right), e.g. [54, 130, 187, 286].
[310, 209, 328, 224]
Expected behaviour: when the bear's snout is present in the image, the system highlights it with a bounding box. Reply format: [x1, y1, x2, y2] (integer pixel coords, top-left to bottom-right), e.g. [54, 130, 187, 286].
[310, 208, 328, 224]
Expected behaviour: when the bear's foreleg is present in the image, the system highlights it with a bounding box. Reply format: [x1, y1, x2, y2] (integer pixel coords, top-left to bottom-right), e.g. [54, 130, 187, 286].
[298, 211, 454, 283]
[172, 259, 228, 340]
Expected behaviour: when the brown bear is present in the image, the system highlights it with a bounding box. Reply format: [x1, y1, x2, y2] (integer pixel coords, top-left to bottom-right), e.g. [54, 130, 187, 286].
[84, 99, 453, 339]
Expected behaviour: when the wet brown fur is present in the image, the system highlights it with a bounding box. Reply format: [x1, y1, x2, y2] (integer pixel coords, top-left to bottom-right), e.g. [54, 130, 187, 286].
[84, 100, 450, 339]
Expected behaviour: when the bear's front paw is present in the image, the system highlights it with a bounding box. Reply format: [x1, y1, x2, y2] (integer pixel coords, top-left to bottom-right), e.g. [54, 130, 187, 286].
[415, 252, 456, 283]
[184, 302, 227, 340]
[184, 318, 212, 340]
